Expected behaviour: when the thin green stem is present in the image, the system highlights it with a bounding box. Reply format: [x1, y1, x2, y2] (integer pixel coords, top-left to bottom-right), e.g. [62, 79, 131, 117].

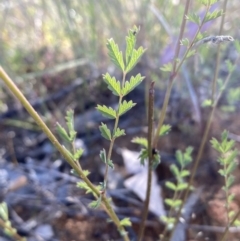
[160, 166, 185, 240]
[0, 218, 26, 241]
[171, 38, 236, 241]
[211, 0, 228, 102]
[168, 3, 229, 238]
[103, 72, 127, 188]
[160, 190, 179, 240]
[153, 2, 211, 150]
[138, 82, 155, 241]
[175, 4, 210, 74]
[169, 106, 215, 241]
[153, 0, 194, 148]
[0, 66, 130, 241]
[223, 161, 230, 225]
[221, 208, 240, 241]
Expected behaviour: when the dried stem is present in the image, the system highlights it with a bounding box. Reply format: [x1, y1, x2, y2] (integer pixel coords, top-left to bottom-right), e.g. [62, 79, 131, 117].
[138, 82, 155, 241]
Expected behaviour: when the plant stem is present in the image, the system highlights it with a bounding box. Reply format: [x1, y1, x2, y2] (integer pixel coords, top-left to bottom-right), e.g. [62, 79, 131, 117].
[0, 66, 130, 241]
[153, 0, 191, 148]
[153, 2, 211, 150]
[138, 82, 155, 241]
[171, 20, 236, 241]
[211, 0, 228, 102]
[103, 72, 127, 188]
[221, 208, 240, 241]
[0, 218, 26, 241]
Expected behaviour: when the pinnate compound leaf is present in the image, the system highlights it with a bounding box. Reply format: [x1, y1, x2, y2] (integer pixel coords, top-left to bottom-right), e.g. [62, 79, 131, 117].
[74, 148, 84, 160]
[103, 73, 121, 96]
[165, 181, 177, 191]
[99, 123, 112, 140]
[119, 100, 136, 116]
[99, 149, 114, 169]
[122, 74, 145, 96]
[125, 47, 146, 73]
[176, 150, 184, 167]
[106, 38, 125, 71]
[202, 99, 213, 107]
[226, 159, 237, 175]
[203, 9, 223, 23]
[77, 181, 93, 194]
[210, 138, 221, 152]
[173, 199, 182, 207]
[131, 137, 148, 148]
[177, 183, 188, 191]
[225, 150, 238, 165]
[89, 197, 102, 209]
[159, 124, 172, 136]
[125, 27, 137, 66]
[56, 123, 71, 142]
[186, 13, 201, 25]
[139, 148, 148, 165]
[180, 38, 190, 46]
[218, 169, 225, 177]
[65, 109, 76, 141]
[107, 159, 114, 169]
[99, 149, 107, 164]
[165, 198, 174, 207]
[82, 170, 90, 177]
[96, 105, 116, 119]
[186, 49, 196, 58]
[226, 175, 235, 188]
[160, 62, 173, 72]
[184, 147, 193, 164]
[120, 217, 132, 227]
[170, 164, 180, 177]
[113, 128, 126, 138]
[180, 170, 190, 177]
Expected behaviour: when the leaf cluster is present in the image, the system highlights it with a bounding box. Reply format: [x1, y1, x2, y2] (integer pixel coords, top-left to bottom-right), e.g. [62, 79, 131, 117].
[106, 26, 145, 74]
[162, 147, 193, 228]
[131, 125, 171, 168]
[210, 130, 239, 224]
[56, 109, 84, 162]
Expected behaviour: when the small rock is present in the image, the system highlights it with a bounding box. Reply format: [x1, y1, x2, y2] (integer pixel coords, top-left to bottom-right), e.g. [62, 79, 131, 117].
[34, 224, 54, 240]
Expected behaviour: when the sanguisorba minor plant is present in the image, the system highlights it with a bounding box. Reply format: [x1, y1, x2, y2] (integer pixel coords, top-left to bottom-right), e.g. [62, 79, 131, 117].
[0, 26, 147, 241]
[0, 2, 239, 241]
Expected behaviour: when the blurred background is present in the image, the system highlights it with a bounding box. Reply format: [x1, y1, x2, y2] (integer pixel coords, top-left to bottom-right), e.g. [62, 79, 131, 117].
[1, 0, 240, 240]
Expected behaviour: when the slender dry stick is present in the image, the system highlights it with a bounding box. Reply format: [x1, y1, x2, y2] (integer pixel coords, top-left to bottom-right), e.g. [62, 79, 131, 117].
[0, 218, 26, 241]
[153, 0, 191, 149]
[138, 82, 155, 241]
[0, 66, 130, 241]
[211, 0, 228, 102]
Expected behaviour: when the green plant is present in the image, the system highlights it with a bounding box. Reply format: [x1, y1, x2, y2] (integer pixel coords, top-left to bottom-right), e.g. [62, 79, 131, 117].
[211, 130, 240, 241]
[160, 147, 193, 240]
[0, 26, 147, 241]
[0, 202, 26, 241]
[0, 1, 239, 240]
